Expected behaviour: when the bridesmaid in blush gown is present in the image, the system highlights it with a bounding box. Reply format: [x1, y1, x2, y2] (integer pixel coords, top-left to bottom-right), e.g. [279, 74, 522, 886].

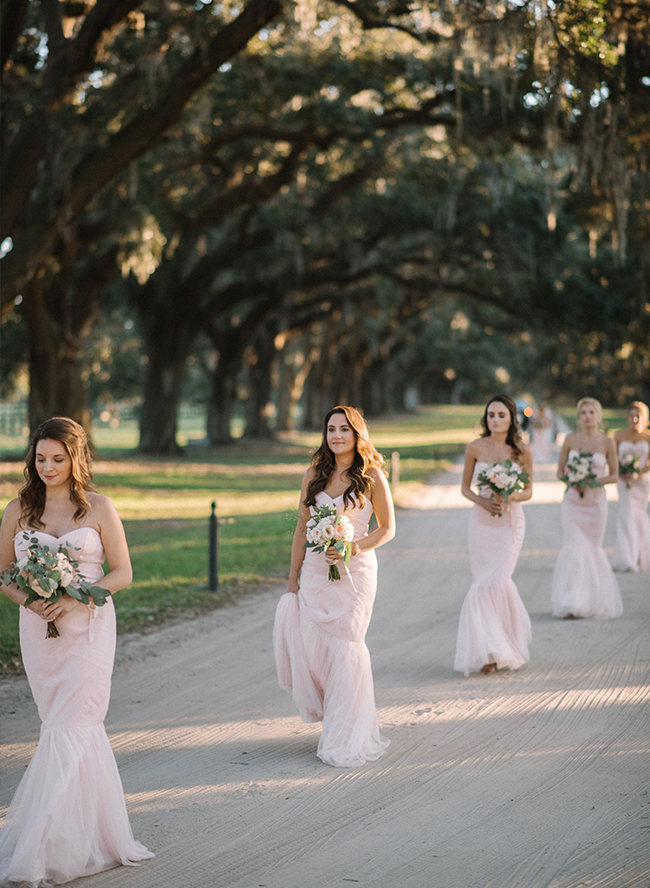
[273, 406, 395, 767]
[0, 418, 153, 887]
[611, 401, 650, 572]
[551, 398, 622, 619]
[454, 394, 533, 677]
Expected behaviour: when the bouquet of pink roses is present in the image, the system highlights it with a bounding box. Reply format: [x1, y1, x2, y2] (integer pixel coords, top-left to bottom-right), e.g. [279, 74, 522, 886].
[477, 459, 530, 516]
[618, 452, 640, 489]
[304, 503, 355, 581]
[1, 532, 109, 638]
[561, 451, 600, 498]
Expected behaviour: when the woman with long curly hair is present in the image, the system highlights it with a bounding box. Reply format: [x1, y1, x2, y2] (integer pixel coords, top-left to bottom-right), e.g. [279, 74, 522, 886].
[273, 406, 395, 767]
[0, 417, 153, 886]
[455, 394, 533, 676]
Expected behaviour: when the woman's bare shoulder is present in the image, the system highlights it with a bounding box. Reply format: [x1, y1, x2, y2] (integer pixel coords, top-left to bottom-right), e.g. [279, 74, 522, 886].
[1, 498, 22, 524]
[87, 492, 119, 520]
[465, 437, 484, 455]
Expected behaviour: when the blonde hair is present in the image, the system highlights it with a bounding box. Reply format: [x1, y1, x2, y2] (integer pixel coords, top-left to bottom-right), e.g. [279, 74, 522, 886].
[628, 401, 650, 428]
[576, 397, 603, 425]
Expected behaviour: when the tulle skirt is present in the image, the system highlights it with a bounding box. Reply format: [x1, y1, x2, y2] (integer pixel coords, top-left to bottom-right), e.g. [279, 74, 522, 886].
[0, 600, 153, 888]
[611, 477, 650, 573]
[454, 502, 531, 677]
[273, 550, 389, 767]
[551, 487, 623, 618]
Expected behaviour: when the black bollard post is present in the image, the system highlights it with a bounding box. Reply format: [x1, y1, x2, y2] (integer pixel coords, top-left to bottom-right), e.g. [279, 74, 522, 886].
[209, 501, 219, 592]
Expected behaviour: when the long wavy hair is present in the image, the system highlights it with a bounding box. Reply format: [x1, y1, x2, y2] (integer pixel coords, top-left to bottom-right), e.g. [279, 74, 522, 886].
[304, 406, 385, 510]
[479, 394, 525, 459]
[576, 396, 603, 425]
[19, 417, 95, 530]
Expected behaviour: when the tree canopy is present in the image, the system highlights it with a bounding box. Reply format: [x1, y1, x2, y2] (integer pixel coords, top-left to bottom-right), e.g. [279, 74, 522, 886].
[2, 0, 649, 449]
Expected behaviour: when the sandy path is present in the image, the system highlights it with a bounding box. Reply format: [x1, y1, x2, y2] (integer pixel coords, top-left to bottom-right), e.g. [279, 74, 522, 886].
[1, 463, 649, 888]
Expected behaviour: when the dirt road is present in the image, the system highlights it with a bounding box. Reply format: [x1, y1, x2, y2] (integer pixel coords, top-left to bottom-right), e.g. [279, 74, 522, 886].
[1, 463, 648, 888]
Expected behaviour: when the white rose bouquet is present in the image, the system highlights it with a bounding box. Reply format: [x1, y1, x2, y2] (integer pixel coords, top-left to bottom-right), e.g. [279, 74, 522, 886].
[305, 504, 355, 581]
[618, 452, 640, 489]
[477, 459, 530, 516]
[561, 451, 600, 498]
[1, 532, 110, 638]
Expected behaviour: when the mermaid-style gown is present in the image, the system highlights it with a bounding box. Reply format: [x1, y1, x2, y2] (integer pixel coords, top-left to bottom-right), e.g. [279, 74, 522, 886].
[273, 493, 390, 767]
[611, 440, 650, 573]
[454, 461, 531, 676]
[0, 528, 153, 888]
[551, 451, 623, 618]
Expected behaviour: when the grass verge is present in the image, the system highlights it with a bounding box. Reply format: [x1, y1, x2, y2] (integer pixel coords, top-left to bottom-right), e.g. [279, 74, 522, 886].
[1, 408, 470, 674]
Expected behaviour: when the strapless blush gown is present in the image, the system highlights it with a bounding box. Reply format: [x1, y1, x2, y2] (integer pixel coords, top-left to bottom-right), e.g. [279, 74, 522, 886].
[611, 440, 650, 573]
[454, 461, 531, 676]
[551, 451, 623, 618]
[0, 528, 153, 888]
[273, 493, 390, 767]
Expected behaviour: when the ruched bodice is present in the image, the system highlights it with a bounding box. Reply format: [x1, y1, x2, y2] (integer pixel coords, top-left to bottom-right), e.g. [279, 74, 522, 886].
[314, 491, 373, 541]
[15, 526, 105, 585]
[618, 440, 650, 463]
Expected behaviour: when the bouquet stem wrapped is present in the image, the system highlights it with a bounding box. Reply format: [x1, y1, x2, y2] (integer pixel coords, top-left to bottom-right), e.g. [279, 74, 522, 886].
[305, 504, 355, 581]
[1, 532, 110, 638]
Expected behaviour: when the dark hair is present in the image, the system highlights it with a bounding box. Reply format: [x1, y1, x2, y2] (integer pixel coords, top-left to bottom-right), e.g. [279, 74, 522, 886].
[480, 394, 525, 459]
[19, 417, 95, 530]
[304, 406, 385, 510]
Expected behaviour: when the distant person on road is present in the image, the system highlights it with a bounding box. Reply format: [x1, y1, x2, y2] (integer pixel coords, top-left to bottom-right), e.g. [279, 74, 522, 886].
[455, 394, 533, 676]
[551, 397, 622, 618]
[273, 405, 395, 766]
[531, 403, 553, 463]
[611, 400, 650, 573]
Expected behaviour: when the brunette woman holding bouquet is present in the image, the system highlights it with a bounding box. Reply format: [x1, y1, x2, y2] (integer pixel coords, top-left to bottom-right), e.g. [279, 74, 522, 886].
[611, 401, 650, 572]
[551, 398, 622, 618]
[273, 406, 395, 767]
[0, 418, 153, 886]
[455, 394, 533, 676]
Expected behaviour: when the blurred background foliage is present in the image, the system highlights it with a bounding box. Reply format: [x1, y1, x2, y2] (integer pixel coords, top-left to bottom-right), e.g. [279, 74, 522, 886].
[1, 0, 649, 452]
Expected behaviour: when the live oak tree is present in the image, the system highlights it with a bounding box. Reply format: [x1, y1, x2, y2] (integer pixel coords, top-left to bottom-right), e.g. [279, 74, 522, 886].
[2, 0, 648, 441]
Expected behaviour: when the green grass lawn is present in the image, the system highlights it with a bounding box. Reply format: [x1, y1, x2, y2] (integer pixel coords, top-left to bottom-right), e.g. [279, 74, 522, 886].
[0, 403, 625, 673]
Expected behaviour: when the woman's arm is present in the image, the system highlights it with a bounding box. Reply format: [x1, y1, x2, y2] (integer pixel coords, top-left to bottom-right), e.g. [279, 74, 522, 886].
[600, 436, 619, 485]
[285, 470, 312, 594]
[510, 445, 533, 503]
[0, 500, 49, 617]
[357, 469, 395, 553]
[556, 435, 573, 480]
[642, 434, 650, 474]
[461, 441, 502, 515]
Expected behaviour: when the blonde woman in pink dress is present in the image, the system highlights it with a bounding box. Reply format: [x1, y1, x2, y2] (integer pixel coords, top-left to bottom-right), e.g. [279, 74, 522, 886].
[273, 406, 395, 767]
[455, 394, 533, 677]
[551, 398, 622, 618]
[612, 401, 650, 572]
[0, 418, 153, 887]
